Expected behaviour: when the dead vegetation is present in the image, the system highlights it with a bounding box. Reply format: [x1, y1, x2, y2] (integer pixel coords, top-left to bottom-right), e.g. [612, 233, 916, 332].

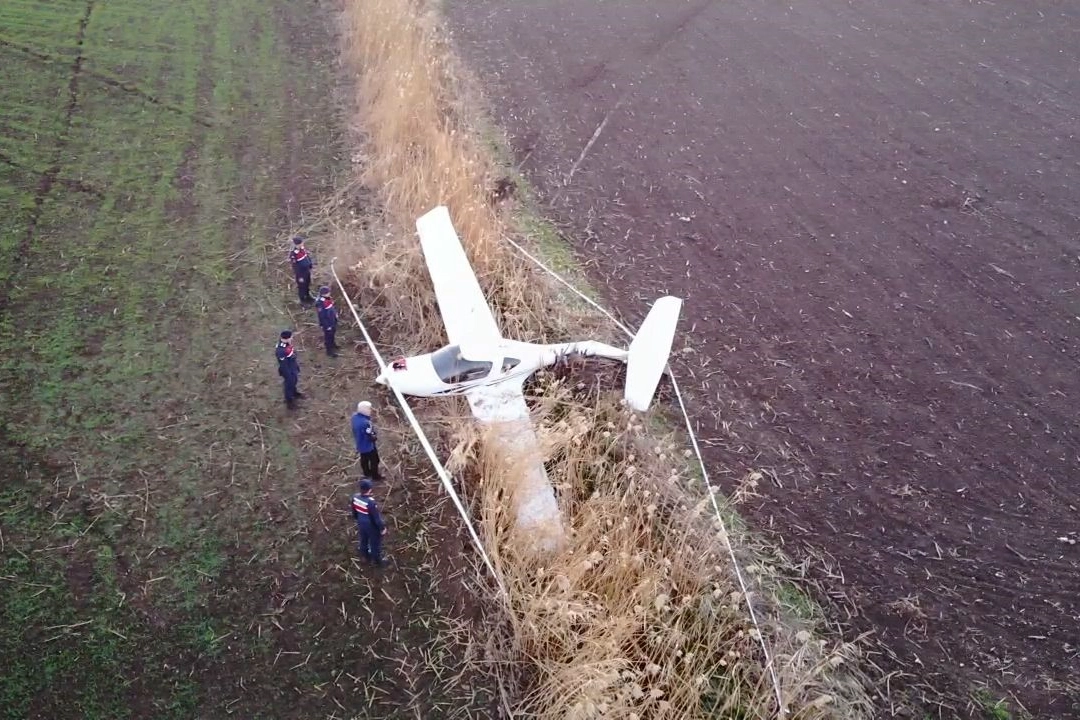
[330, 0, 877, 717]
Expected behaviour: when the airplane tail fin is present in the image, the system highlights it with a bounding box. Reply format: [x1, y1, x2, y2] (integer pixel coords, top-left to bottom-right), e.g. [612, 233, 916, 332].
[624, 296, 682, 412]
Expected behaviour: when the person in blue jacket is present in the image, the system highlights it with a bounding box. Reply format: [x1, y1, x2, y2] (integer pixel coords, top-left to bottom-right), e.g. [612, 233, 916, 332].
[350, 478, 386, 565]
[275, 330, 303, 408]
[351, 401, 381, 481]
[315, 286, 339, 357]
[288, 236, 314, 304]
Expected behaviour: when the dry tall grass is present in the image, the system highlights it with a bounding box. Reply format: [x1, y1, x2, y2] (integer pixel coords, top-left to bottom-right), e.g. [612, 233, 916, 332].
[337, 0, 575, 348]
[334, 0, 875, 717]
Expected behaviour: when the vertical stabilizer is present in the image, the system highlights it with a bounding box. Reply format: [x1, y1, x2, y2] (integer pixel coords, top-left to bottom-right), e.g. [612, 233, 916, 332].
[624, 296, 682, 411]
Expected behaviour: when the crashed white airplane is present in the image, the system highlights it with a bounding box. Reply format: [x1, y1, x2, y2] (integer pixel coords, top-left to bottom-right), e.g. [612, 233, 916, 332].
[375, 205, 681, 550]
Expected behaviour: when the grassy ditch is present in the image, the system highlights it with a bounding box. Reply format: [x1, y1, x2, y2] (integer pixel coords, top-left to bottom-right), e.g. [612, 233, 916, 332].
[332, 0, 877, 717]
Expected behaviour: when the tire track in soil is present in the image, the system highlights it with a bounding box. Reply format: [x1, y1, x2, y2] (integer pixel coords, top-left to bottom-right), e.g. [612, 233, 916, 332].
[0, 37, 213, 128]
[0, 150, 103, 197]
[7, 0, 95, 298]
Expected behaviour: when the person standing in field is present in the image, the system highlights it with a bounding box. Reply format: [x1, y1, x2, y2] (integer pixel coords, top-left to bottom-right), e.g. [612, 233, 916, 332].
[315, 285, 339, 357]
[350, 478, 387, 565]
[289, 235, 314, 305]
[351, 401, 381, 481]
[275, 330, 303, 409]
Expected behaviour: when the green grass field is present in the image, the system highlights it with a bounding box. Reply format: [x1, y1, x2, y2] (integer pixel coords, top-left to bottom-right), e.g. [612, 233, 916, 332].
[0, 1, 494, 717]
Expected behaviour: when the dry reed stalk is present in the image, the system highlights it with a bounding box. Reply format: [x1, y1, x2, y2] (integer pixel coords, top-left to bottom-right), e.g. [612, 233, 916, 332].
[333, 0, 876, 718]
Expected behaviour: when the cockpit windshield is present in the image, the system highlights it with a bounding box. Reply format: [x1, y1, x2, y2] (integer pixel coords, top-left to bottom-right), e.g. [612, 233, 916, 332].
[431, 345, 493, 385]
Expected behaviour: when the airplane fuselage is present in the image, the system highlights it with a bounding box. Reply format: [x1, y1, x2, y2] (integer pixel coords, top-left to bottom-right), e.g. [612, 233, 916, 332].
[374, 338, 629, 399]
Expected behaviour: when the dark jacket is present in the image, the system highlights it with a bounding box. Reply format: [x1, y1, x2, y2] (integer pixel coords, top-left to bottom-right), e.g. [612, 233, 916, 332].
[351, 413, 376, 454]
[351, 493, 384, 530]
[275, 341, 300, 379]
[316, 297, 338, 331]
[289, 247, 313, 276]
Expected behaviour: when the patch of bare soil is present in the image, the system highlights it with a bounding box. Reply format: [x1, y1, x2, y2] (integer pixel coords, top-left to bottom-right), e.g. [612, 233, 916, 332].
[442, 1, 1080, 717]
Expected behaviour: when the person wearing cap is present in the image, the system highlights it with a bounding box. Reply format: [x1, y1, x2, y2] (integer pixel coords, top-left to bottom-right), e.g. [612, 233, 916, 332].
[275, 330, 303, 408]
[350, 478, 386, 565]
[288, 236, 314, 304]
[315, 286, 339, 357]
[351, 401, 381, 481]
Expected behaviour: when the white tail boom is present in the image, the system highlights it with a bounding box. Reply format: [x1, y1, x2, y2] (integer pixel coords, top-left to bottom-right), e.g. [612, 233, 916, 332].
[624, 296, 682, 412]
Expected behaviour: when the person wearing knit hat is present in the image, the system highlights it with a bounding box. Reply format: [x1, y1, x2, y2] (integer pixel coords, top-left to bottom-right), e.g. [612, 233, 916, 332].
[351, 401, 380, 481]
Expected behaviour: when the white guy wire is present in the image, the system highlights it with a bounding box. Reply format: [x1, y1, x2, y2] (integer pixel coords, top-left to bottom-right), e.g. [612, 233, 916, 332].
[501, 235, 787, 716]
[330, 258, 508, 600]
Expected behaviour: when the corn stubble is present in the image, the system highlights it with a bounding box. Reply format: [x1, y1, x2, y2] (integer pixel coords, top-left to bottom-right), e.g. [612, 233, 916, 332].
[335, 0, 875, 717]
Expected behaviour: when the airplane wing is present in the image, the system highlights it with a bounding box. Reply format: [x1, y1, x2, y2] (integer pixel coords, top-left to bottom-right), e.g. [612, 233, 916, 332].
[415, 206, 502, 347]
[465, 382, 531, 424]
[466, 383, 564, 551]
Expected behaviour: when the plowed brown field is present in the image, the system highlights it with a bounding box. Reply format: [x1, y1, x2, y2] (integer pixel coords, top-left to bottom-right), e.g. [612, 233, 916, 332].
[444, 1, 1080, 717]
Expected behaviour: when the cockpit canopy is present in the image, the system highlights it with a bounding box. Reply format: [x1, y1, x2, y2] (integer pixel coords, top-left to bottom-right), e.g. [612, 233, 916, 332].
[431, 344, 493, 385]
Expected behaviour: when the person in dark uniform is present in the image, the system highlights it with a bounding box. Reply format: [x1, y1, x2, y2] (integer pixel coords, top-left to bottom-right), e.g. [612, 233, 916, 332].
[315, 286, 339, 357]
[275, 330, 303, 408]
[289, 236, 314, 304]
[351, 401, 381, 481]
[350, 478, 386, 565]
